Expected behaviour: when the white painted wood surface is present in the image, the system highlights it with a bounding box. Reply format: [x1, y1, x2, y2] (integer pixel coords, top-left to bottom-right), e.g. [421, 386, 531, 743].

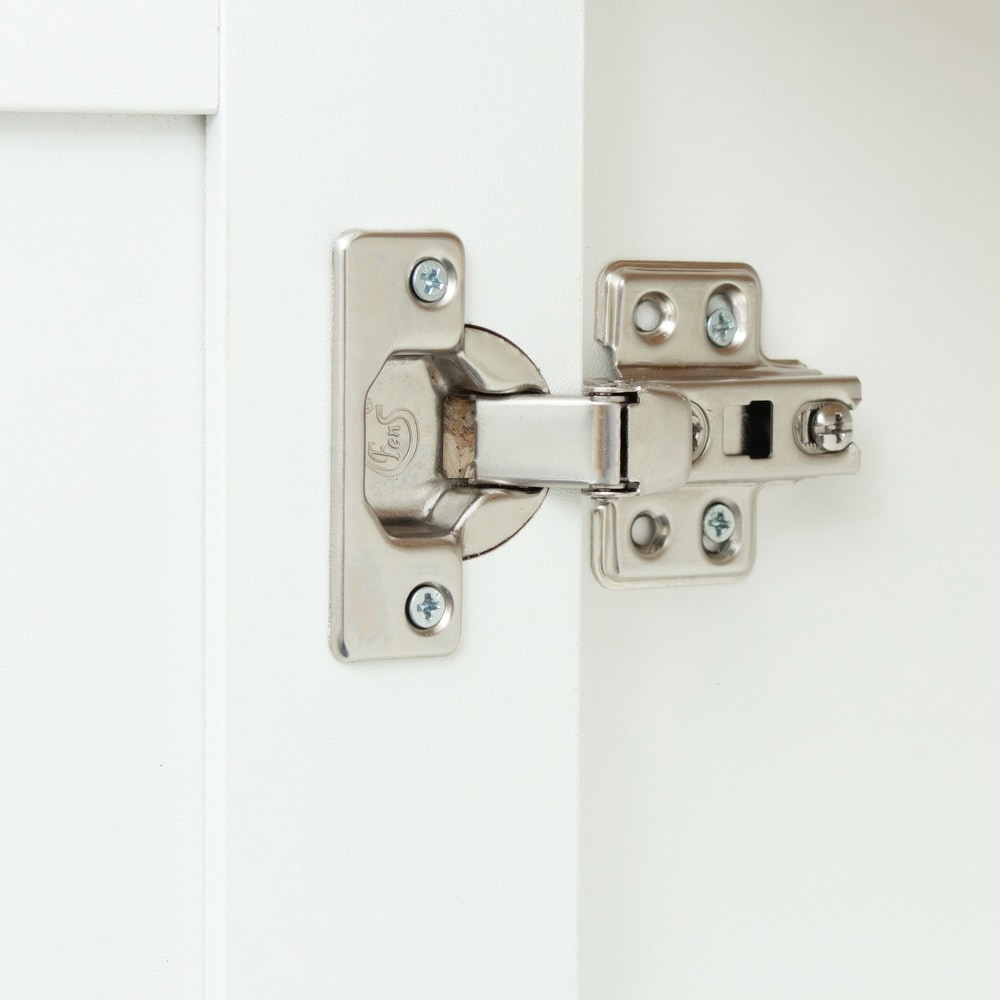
[6, 4, 995, 997]
[214, 1, 583, 996]
[0, 1, 218, 113]
[0, 114, 205, 997]
[581, 2, 1000, 996]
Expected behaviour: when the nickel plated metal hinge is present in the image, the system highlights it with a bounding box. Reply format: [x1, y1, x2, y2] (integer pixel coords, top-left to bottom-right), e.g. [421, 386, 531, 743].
[332, 231, 860, 661]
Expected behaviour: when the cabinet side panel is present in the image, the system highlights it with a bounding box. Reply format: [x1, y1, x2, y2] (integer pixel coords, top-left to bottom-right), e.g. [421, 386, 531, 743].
[582, 2, 1000, 998]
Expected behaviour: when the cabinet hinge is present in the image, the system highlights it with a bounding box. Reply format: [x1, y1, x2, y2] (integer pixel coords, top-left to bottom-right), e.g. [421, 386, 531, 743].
[332, 231, 861, 661]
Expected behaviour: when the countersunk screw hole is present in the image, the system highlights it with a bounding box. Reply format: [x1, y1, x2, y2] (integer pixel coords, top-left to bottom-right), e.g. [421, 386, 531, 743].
[634, 299, 661, 333]
[630, 511, 670, 556]
[632, 292, 676, 340]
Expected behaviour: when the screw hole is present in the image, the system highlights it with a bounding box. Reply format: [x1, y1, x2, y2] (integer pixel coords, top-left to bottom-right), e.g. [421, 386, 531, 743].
[632, 292, 676, 341]
[634, 299, 661, 333]
[630, 511, 670, 556]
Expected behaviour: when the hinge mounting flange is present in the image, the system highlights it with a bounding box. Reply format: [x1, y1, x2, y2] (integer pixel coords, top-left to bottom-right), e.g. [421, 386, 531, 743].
[589, 260, 860, 587]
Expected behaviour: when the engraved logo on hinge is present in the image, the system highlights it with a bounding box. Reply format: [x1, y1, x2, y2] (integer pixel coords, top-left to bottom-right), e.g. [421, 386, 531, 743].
[365, 398, 418, 475]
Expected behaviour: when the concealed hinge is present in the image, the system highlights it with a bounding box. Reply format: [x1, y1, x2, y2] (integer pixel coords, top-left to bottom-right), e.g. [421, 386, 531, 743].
[331, 231, 861, 661]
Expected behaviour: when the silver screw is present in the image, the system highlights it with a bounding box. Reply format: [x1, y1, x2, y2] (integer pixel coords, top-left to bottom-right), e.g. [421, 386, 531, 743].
[410, 258, 448, 303]
[691, 402, 709, 462]
[809, 401, 853, 453]
[406, 584, 447, 630]
[702, 502, 736, 544]
[706, 307, 737, 348]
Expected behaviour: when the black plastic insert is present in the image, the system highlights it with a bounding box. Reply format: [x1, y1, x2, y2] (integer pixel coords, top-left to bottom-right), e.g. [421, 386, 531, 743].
[742, 400, 773, 460]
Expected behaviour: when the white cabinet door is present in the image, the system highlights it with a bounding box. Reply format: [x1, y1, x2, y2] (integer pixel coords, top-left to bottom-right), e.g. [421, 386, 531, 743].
[0, 113, 206, 999]
[581, 3, 1000, 998]
[214, 3, 584, 997]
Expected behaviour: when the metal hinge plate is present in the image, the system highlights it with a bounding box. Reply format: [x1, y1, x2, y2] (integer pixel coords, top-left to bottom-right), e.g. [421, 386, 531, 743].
[590, 261, 860, 587]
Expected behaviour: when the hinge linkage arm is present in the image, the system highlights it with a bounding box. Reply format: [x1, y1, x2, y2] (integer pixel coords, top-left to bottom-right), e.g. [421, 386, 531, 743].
[443, 385, 693, 496]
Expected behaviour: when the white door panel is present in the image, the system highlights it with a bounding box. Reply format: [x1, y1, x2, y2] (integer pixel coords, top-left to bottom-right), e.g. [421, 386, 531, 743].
[0, 113, 205, 998]
[582, 3, 1000, 996]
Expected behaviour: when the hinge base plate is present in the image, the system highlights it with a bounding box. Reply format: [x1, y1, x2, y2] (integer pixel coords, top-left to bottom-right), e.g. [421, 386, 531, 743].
[590, 261, 860, 587]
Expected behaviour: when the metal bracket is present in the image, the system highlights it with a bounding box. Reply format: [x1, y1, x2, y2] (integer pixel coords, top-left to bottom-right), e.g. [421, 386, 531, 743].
[331, 232, 861, 661]
[590, 261, 861, 588]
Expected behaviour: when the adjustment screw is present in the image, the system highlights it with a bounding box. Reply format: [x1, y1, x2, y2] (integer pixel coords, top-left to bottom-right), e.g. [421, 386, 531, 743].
[809, 401, 853, 453]
[702, 502, 736, 544]
[691, 402, 709, 462]
[406, 584, 447, 630]
[410, 258, 449, 303]
[706, 307, 737, 348]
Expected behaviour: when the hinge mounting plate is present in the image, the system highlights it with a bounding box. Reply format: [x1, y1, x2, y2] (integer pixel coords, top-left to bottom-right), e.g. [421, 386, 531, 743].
[590, 261, 860, 587]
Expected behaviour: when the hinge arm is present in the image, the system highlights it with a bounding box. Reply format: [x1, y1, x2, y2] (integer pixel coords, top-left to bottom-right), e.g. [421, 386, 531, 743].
[447, 386, 692, 495]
